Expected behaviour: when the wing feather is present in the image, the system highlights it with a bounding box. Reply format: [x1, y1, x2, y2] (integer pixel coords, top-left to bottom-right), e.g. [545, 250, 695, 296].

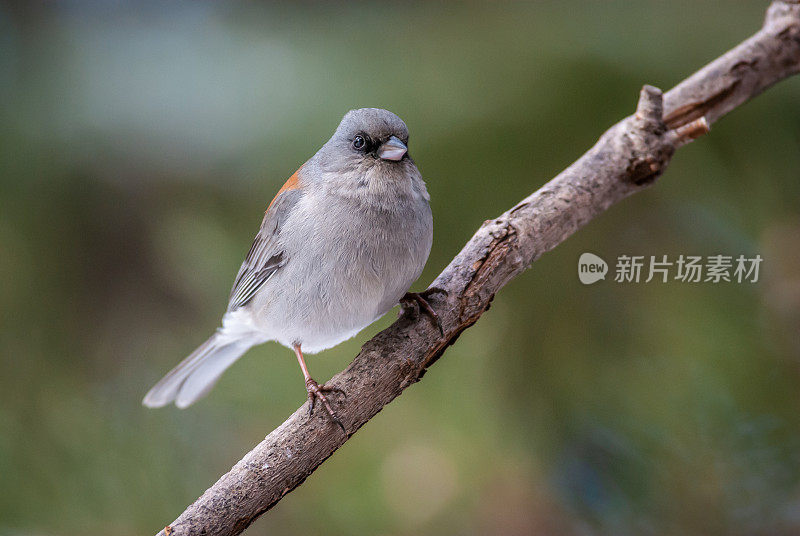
[227, 185, 302, 310]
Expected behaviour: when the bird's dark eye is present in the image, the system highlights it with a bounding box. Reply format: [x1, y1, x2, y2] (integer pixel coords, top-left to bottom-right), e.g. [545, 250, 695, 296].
[352, 135, 366, 150]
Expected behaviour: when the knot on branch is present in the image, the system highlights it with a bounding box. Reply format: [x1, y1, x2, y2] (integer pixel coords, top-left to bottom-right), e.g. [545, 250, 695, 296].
[624, 85, 674, 185]
[622, 84, 710, 185]
[634, 84, 666, 134]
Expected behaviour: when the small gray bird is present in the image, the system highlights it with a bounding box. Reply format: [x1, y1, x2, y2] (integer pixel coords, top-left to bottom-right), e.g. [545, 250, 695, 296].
[143, 108, 435, 429]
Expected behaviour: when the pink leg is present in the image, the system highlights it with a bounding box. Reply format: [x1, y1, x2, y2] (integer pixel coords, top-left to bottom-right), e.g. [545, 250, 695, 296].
[293, 344, 346, 433]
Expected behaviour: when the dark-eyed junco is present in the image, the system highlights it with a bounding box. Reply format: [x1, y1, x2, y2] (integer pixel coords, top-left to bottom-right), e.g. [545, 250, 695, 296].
[143, 108, 434, 430]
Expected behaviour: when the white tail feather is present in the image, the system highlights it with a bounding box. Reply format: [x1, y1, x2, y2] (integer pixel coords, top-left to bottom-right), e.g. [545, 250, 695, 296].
[142, 333, 254, 408]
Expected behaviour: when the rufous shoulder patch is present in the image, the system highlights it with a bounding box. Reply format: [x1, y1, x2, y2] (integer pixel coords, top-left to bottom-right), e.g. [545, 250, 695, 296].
[267, 166, 302, 212]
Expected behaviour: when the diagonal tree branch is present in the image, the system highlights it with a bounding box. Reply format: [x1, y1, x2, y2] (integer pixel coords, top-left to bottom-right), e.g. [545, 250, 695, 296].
[157, 3, 800, 535]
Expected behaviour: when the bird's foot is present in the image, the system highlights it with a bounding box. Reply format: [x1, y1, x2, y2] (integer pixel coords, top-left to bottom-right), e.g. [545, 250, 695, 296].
[401, 288, 447, 336]
[306, 378, 346, 434]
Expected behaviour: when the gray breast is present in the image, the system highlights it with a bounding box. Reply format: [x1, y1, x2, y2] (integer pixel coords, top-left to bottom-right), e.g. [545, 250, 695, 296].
[252, 187, 432, 353]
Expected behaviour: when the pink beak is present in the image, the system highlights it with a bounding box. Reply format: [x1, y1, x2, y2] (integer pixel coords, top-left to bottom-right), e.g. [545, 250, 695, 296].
[378, 136, 407, 161]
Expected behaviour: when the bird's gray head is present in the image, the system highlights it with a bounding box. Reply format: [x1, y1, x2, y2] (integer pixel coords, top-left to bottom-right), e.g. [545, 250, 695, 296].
[312, 108, 415, 176]
[333, 108, 409, 160]
[304, 108, 427, 208]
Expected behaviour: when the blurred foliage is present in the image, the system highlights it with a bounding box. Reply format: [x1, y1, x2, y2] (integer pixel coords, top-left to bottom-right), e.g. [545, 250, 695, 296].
[1, 1, 800, 535]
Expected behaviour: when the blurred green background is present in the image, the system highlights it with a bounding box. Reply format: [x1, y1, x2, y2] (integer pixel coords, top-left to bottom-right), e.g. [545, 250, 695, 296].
[2, 1, 800, 535]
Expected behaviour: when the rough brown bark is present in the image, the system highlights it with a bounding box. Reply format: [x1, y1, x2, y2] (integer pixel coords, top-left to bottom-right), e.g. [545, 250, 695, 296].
[157, 3, 800, 535]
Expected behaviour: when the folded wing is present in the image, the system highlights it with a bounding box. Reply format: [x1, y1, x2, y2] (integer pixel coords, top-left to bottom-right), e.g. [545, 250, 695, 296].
[227, 186, 302, 310]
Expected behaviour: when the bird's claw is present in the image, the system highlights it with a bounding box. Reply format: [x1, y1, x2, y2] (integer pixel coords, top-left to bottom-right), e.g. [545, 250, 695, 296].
[401, 289, 446, 336]
[306, 378, 346, 434]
